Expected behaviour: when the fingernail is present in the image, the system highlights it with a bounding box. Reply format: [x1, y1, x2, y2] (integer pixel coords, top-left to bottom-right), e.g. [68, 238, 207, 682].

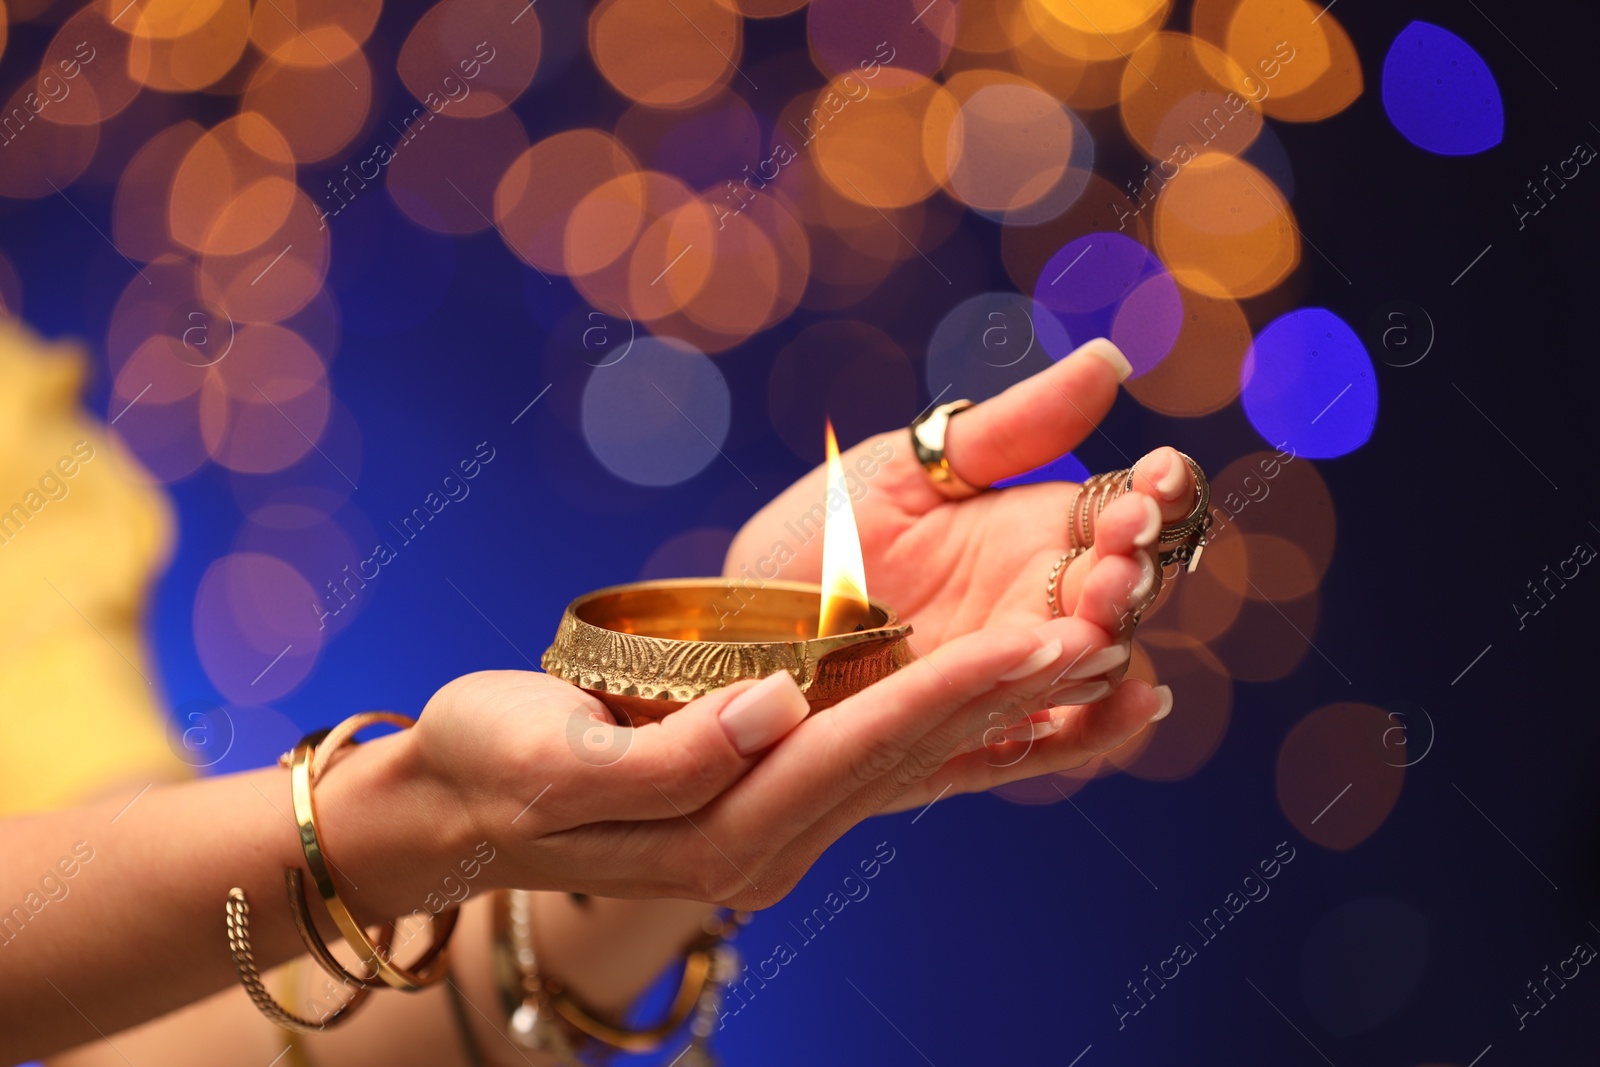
[1133, 494, 1161, 547]
[1131, 554, 1157, 604]
[1133, 449, 1172, 495]
[1155, 451, 1188, 502]
[1045, 680, 1113, 706]
[1149, 685, 1174, 722]
[1056, 642, 1130, 681]
[1080, 337, 1132, 382]
[1001, 714, 1062, 744]
[1000, 638, 1063, 681]
[719, 672, 808, 755]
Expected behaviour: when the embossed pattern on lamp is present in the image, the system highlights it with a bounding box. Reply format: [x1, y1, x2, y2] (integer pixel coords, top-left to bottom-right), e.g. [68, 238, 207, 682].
[543, 422, 911, 721]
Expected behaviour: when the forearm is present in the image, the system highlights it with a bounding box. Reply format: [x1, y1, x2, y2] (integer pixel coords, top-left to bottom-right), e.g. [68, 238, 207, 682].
[1, 731, 475, 1063]
[43, 891, 721, 1067]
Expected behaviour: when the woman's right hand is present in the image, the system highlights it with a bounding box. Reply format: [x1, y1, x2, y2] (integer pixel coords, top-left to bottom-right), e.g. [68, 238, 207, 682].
[387, 545, 1159, 912]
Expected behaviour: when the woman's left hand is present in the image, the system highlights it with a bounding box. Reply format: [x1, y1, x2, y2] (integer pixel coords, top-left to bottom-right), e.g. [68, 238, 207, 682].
[725, 337, 1205, 807]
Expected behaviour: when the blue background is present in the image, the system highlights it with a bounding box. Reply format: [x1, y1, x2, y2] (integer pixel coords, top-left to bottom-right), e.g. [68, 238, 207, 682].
[3, 0, 1598, 1062]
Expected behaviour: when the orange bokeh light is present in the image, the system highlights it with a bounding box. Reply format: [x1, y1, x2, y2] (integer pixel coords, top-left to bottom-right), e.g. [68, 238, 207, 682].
[1120, 32, 1262, 162]
[812, 73, 958, 208]
[243, 31, 373, 163]
[1154, 152, 1300, 298]
[1122, 277, 1252, 416]
[589, 0, 742, 108]
[495, 129, 639, 277]
[398, 0, 540, 120]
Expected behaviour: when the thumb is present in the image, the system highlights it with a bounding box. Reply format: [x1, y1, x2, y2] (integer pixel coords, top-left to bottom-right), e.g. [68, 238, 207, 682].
[586, 672, 811, 821]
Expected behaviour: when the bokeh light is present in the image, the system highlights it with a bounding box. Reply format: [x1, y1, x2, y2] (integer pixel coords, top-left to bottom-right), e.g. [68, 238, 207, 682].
[398, 0, 541, 119]
[925, 292, 1057, 403]
[1119, 32, 1262, 162]
[194, 551, 323, 703]
[1118, 631, 1232, 780]
[1241, 308, 1377, 458]
[1033, 231, 1173, 364]
[242, 34, 373, 163]
[1382, 22, 1503, 156]
[1278, 702, 1405, 850]
[495, 128, 638, 277]
[939, 73, 1094, 223]
[581, 336, 732, 486]
[812, 73, 958, 208]
[1024, 0, 1170, 63]
[1122, 278, 1250, 415]
[808, 0, 956, 84]
[1153, 151, 1300, 299]
[589, 0, 741, 108]
[1221, 0, 1363, 122]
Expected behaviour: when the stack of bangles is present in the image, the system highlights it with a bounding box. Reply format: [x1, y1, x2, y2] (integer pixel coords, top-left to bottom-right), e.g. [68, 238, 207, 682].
[225, 712, 747, 1065]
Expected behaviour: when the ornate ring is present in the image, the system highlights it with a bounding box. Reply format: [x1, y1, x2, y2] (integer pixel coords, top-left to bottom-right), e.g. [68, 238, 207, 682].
[1046, 547, 1088, 618]
[1067, 453, 1214, 572]
[1153, 451, 1213, 573]
[909, 398, 985, 500]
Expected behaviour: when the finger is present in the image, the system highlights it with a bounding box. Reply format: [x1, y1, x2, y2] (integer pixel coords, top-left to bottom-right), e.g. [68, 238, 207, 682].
[878, 678, 1170, 810]
[710, 621, 1084, 845]
[1127, 446, 1202, 526]
[941, 337, 1132, 488]
[715, 614, 1122, 863]
[537, 625, 1056, 902]
[567, 672, 810, 822]
[1053, 488, 1160, 615]
[1071, 546, 1156, 639]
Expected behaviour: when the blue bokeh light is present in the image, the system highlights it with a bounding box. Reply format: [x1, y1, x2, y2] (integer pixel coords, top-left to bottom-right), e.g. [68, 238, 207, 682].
[1382, 22, 1504, 156]
[1241, 308, 1378, 458]
[1033, 232, 1173, 367]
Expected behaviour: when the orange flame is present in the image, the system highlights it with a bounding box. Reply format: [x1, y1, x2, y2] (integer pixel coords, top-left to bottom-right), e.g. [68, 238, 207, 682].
[817, 418, 870, 638]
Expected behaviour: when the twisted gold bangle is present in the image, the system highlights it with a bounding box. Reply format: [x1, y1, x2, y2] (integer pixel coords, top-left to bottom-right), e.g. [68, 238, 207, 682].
[225, 887, 369, 1033]
[289, 712, 459, 992]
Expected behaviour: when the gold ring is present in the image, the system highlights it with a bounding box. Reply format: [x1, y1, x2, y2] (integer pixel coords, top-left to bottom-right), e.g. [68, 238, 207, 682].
[909, 399, 984, 500]
[1067, 453, 1214, 573]
[1046, 547, 1087, 618]
[1154, 451, 1212, 573]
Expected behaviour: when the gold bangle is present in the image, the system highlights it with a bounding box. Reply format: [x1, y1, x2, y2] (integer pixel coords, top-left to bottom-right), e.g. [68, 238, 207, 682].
[286, 866, 395, 990]
[494, 889, 741, 1056]
[549, 951, 713, 1052]
[225, 887, 370, 1033]
[288, 711, 459, 991]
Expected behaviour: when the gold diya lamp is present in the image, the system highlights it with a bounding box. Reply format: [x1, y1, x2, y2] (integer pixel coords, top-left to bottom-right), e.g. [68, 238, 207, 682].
[543, 422, 912, 721]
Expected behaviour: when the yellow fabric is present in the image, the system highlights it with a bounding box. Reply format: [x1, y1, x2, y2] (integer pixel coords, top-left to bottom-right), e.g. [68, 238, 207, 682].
[0, 317, 189, 814]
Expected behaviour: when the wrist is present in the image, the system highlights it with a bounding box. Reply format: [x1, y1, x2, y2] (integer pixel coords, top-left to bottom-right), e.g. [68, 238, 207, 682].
[311, 726, 483, 925]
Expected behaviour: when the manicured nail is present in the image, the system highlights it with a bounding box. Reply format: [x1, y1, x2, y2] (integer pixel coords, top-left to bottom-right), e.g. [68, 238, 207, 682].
[1133, 494, 1161, 548]
[1001, 714, 1062, 744]
[1130, 554, 1157, 605]
[1149, 685, 1174, 722]
[1045, 680, 1113, 706]
[1155, 451, 1189, 502]
[1056, 642, 1130, 682]
[719, 672, 808, 755]
[1000, 638, 1063, 681]
[1133, 449, 1172, 495]
[1080, 337, 1132, 382]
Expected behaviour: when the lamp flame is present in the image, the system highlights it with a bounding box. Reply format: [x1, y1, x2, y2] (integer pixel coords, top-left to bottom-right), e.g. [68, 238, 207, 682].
[817, 419, 871, 638]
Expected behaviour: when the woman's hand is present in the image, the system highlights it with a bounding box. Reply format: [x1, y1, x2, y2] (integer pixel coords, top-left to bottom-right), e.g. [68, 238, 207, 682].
[725, 337, 1204, 805]
[400, 605, 1135, 909]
